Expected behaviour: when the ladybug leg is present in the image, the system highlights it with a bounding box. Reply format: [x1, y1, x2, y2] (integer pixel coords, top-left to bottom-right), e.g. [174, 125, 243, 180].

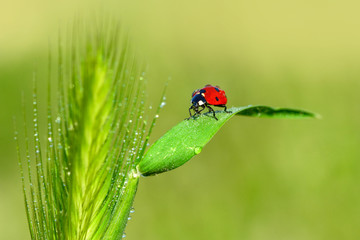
[223, 105, 231, 113]
[187, 105, 207, 120]
[217, 105, 231, 113]
[206, 104, 218, 120]
[194, 106, 204, 116]
[187, 105, 204, 120]
[187, 106, 195, 120]
[198, 105, 205, 114]
[189, 106, 194, 118]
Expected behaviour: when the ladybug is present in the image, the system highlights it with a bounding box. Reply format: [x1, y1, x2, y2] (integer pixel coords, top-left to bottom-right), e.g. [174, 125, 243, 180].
[188, 84, 231, 120]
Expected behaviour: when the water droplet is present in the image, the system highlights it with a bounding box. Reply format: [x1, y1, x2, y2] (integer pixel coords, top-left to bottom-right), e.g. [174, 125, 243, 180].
[130, 207, 135, 213]
[122, 233, 126, 238]
[194, 147, 202, 155]
[48, 137, 52, 142]
[55, 117, 61, 124]
[155, 114, 159, 118]
[160, 102, 166, 108]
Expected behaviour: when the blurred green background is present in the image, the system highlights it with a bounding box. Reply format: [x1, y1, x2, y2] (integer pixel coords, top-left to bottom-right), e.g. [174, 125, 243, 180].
[1, 0, 360, 239]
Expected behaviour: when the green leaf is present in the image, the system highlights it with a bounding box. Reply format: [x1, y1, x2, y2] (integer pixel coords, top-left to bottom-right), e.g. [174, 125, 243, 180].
[138, 105, 318, 176]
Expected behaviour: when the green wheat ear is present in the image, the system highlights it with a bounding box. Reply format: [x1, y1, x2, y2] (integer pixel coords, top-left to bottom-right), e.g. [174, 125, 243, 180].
[15, 22, 162, 240]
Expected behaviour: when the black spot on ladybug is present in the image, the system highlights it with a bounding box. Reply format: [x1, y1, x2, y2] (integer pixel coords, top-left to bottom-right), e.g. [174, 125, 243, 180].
[200, 89, 206, 93]
[215, 97, 219, 101]
[215, 87, 220, 92]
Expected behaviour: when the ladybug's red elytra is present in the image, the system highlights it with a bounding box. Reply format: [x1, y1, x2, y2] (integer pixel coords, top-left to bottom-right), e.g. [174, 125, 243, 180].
[188, 84, 231, 120]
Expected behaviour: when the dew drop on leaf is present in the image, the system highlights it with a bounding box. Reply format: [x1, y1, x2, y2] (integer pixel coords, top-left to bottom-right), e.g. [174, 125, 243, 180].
[194, 147, 202, 155]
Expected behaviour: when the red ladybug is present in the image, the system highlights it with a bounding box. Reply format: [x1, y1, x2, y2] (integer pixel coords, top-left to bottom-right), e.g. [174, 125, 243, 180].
[188, 84, 231, 120]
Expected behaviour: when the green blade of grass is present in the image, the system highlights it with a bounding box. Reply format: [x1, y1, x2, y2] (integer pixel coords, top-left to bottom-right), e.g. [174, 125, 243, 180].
[138, 105, 317, 176]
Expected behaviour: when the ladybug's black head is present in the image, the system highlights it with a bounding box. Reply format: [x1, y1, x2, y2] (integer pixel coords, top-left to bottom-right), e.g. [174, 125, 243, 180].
[191, 93, 206, 108]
